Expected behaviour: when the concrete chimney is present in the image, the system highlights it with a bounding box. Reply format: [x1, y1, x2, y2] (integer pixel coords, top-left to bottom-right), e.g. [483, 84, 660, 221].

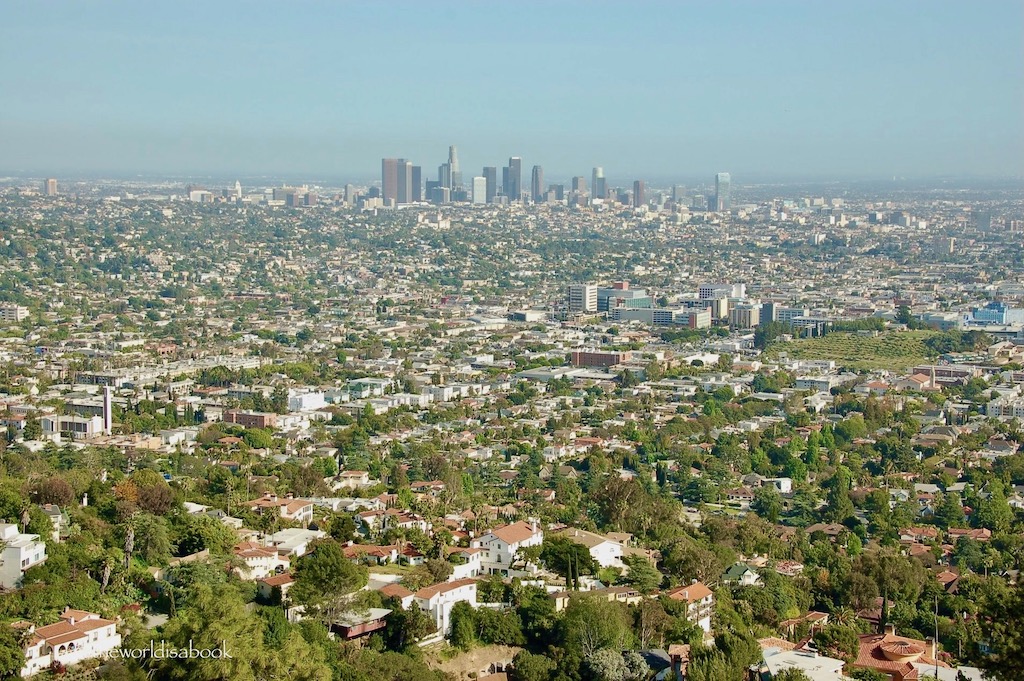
[102, 386, 113, 435]
[884, 622, 896, 636]
[926, 636, 937, 658]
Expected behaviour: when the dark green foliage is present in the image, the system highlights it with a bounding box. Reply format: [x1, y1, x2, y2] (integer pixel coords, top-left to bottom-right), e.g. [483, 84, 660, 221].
[0, 623, 26, 678]
[541, 536, 598, 589]
[976, 580, 1024, 681]
[289, 539, 368, 621]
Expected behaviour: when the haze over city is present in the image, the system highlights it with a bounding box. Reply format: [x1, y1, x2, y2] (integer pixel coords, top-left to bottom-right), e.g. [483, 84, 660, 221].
[2, 0, 1022, 181]
[2, 3, 1024, 681]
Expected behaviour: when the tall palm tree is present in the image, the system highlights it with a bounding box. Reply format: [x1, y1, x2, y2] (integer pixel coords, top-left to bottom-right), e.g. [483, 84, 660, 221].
[830, 606, 856, 628]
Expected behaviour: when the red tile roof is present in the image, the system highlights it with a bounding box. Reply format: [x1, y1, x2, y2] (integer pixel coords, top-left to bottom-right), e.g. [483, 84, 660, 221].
[486, 520, 540, 545]
[666, 582, 713, 603]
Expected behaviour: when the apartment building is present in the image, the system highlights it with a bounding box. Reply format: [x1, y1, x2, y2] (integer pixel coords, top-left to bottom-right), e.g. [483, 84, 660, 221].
[571, 349, 632, 368]
[223, 409, 278, 429]
[0, 305, 29, 323]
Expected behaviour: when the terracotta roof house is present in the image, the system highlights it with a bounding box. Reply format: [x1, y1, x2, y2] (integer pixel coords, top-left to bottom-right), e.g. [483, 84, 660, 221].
[853, 625, 948, 681]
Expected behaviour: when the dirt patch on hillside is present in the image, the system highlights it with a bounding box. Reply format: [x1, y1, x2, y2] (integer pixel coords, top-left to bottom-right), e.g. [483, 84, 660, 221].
[429, 644, 522, 680]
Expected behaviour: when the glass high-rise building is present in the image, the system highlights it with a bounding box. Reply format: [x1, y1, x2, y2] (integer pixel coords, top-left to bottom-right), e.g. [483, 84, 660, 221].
[381, 158, 399, 205]
[411, 166, 422, 202]
[715, 172, 731, 211]
[396, 159, 413, 204]
[448, 146, 462, 190]
[633, 180, 645, 208]
[591, 167, 606, 199]
[507, 157, 522, 202]
[531, 165, 544, 203]
[483, 167, 497, 203]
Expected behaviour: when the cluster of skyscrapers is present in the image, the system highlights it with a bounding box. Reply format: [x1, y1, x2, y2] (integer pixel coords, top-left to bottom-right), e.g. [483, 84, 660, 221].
[380, 146, 731, 211]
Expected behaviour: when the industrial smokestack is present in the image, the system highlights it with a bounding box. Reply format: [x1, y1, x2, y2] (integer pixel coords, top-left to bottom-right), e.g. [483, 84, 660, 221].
[102, 386, 113, 435]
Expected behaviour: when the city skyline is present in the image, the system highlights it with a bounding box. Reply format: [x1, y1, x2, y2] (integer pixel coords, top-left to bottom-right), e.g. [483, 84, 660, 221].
[1, 1, 1021, 180]
[379, 145, 715, 205]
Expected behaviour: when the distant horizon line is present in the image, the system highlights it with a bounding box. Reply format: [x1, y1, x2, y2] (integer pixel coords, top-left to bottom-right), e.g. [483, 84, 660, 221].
[2, 170, 1022, 190]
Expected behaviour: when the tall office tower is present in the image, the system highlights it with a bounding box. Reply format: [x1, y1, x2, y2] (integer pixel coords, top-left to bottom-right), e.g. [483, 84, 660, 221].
[381, 158, 399, 205]
[344, 184, 356, 205]
[714, 172, 731, 211]
[448, 146, 462, 190]
[472, 176, 487, 204]
[425, 180, 440, 200]
[591, 167, 606, 199]
[571, 176, 587, 193]
[430, 186, 450, 205]
[507, 157, 522, 202]
[483, 166, 497, 203]
[411, 166, 422, 202]
[567, 284, 598, 313]
[439, 163, 452, 190]
[396, 159, 413, 204]
[44, 178, 57, 196]
[633, 180, 645, 208]
[550, 184, 565, 201]
[531, 165, 544, 203]
[672, 184, 686, 203]
[234, 180, 242, 199]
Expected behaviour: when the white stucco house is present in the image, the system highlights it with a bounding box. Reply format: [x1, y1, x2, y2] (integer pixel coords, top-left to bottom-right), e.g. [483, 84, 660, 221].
[413, 578, 478, 635]
[0, 523, 47, 589]
[553, 528, 624, 569]
[471, 520, 544, 576]
[18, 608, 121, 677]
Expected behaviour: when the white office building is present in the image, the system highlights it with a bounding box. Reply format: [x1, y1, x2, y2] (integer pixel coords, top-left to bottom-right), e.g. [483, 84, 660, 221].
[567, 284, 598, 313]
[472, 176, 487, 204]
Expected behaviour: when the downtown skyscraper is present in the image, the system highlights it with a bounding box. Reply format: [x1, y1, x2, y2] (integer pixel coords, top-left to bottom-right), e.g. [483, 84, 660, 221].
[381, 158, 399, 205]
[381, 157, 418, 204]
[715, 172, 731, 211]
[531, 165, 544, 203]
[506, 157, 522, 202]
[482, 166, 497, 204]
[448, 145, 462, 191]
[411, 166, 422, 202]
[396, 159, 413, 204]
[633, 180, 645, 208]
[472, 176, 486, 204]
[591, 167, 606, 200]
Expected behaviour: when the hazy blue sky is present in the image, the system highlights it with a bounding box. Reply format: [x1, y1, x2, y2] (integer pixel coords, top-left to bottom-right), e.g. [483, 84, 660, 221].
[2, 1, 1022, 182]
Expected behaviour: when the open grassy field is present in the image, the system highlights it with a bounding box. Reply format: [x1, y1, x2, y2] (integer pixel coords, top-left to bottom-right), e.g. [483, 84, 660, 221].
[764, 330, 939, 371]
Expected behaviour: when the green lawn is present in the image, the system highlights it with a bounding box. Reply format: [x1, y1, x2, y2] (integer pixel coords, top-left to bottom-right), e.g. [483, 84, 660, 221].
[764, 330, 939, 371]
